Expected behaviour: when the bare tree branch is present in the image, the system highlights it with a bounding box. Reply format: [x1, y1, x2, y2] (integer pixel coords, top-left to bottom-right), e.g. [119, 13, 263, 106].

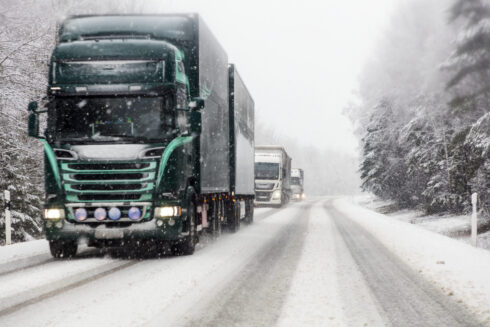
[0, 30, 49, 67]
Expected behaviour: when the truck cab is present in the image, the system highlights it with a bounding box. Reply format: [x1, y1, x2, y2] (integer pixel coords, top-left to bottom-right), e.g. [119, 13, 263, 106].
[291, 168, 305, 201]
[27, 14, 233, 258]
[254, 146, 291, 207]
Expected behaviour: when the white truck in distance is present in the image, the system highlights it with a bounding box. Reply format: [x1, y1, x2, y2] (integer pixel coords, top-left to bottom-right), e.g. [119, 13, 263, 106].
[291, 168, 305, 201]
[254, 146, 291, 207]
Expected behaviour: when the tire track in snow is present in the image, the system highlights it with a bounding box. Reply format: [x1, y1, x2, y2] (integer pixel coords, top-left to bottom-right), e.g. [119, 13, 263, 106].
[0, 258, 138, 317]
[0, 203, 293, 321]
[0, 254, 54, 277]
[0, 246, 104, 277]
[0, 202, 285, 278]
[277, 200, 386, 326]
[326, 202, 480, 327]
[184, 203, 313, 327]
[253, 205, 289, 221]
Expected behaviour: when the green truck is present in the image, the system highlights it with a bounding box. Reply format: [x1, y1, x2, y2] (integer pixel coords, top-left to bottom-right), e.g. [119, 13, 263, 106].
[27, 14, 255, 258]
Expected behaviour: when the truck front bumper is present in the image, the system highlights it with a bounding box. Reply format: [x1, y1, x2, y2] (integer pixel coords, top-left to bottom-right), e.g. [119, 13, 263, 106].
[254, 190, 282, 206]
[292, 193, 302, 201]
[45, 218, 184, 243]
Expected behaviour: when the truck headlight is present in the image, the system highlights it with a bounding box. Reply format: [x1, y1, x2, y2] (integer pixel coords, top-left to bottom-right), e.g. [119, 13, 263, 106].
[44, 208, 65, 220]
[272, 190, 281, 200]
[155, 206, 182, 218]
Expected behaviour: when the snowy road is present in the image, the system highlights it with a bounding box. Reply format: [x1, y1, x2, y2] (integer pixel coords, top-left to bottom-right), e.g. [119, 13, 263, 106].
[328, 203, 477, 326]
[0, 198, 484, 326]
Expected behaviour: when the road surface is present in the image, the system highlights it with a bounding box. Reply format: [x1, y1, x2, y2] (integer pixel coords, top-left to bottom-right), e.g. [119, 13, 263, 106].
[0, 199, 482, 326]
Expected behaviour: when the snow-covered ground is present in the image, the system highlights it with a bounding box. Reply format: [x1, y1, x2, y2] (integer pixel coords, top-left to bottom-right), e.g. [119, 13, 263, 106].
[0, 206, 304, 326]
[0, 239, 50, 274]
[357, 194, 490, 249]
[277, 202, 384, 326]
[335, 197, 490, 325]
[1, 198, 489, 326]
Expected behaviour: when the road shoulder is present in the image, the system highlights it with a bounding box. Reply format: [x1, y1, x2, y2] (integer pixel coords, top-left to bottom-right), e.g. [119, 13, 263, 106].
[333, 197, 490, 326]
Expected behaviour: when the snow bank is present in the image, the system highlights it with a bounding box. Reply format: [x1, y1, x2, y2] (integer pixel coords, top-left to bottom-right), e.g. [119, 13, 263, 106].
[0, 240, 48, 264]
[333, 198, 490, 325]
[0, 240, 50, 274]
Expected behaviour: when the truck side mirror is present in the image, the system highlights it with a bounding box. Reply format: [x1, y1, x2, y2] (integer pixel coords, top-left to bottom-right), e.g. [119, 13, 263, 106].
[28, 113, 39, 138]
[189, 98, 205, 110]
[28, 101, 38, 112]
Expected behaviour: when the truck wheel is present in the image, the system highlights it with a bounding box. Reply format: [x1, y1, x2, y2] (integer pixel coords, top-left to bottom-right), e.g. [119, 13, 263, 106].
[49, 240, 77, 259]
[173, 192, 197, 256]
[211, 199, 222, 238]
[228, 201, 240, 233]
[281, 193, 286, 206]
[244, 199, 254, 224]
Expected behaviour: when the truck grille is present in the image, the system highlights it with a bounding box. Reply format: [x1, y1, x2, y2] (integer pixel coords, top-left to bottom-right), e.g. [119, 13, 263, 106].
[72, 173, 146, 181]
[71, 184, 144, 191]
[255, 191, 271, 202]
[69, 163, 151, 170]
[61, 161, 157, 203]
[77, 194, 142, 201]
[255, 183, 275, 190]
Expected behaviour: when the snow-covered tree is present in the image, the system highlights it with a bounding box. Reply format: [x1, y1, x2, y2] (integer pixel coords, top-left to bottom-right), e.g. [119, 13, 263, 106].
[350, 0, 490, 215]
[465, 112, 490, 214]
[446, 0, 490, 120]
[360, 100, 406, 201]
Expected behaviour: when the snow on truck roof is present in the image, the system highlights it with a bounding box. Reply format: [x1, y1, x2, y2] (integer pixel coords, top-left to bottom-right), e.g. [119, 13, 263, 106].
[255, 145, 291, 160]
[255, 145, 288, 153]
[52, 39, 177, 61]
[59, 14, 199, 43]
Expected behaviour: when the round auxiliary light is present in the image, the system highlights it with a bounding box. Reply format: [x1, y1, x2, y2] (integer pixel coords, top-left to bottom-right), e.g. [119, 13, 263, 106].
[108, 207, 122, 221]
[128, 207, 141, 221]
[94, 208, 107, 221]
[75, 208, 88, 221]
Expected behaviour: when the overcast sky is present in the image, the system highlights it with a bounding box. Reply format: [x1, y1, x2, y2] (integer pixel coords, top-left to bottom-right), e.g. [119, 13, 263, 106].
[144, 0, 397, 155]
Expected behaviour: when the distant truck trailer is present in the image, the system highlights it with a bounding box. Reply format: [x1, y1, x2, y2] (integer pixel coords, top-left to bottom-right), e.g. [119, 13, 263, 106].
[291, 168, 305, 201]
[254, 146, 291, 207]
[228, 64, 255, 227]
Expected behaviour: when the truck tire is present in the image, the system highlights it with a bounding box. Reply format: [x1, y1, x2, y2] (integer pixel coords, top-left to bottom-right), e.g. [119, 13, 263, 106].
[49, 240, 77, 259]
[173, 190, 197, 256]
[228, 201, 240, 233]
[211, 199, 222, 238]
[244, 199, 254, 224]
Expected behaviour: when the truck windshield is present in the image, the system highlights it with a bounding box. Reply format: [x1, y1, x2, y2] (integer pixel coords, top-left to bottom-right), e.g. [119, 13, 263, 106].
[50, 97, 169, 142]
[255, 162, 279, 180]
[291, 177, 301, 185]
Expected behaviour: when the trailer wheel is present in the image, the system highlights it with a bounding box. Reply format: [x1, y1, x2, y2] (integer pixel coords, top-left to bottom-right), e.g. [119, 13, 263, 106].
[228, 201, 240, 233]
[173, 190, 197, 256]
[211, 199, 222, 238]
[49, 240, 77, 259]
[244, 199, 254, 224]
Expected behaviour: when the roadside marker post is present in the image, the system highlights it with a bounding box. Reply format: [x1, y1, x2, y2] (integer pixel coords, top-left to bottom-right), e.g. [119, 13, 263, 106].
[4, 190, 11, 245]
[471, 192, 478, 247]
